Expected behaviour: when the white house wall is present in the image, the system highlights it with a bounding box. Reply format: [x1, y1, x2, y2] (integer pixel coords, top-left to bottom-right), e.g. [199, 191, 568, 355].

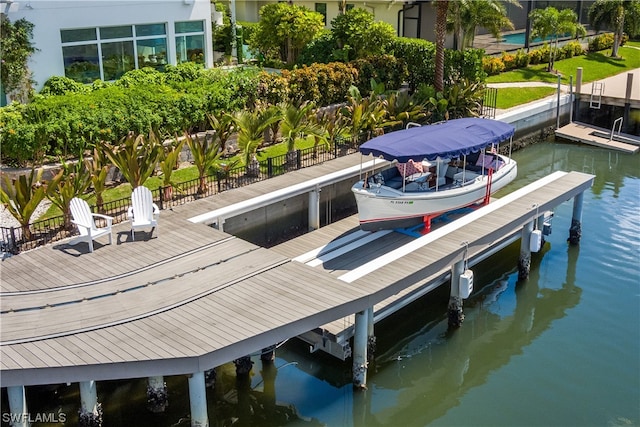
[7, 0, 213, 90]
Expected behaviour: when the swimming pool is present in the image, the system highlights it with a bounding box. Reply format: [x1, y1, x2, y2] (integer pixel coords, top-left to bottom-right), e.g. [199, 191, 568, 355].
[500, 31, 568, 45]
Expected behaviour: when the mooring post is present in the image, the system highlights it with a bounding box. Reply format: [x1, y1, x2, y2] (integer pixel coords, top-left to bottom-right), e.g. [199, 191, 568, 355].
[261, 344, 276, 362]
[233, 355, 254, 375]
[79, 380, 102, 427]
[448, 259, 465, 328]
[146, 376, 168, 413]
[366, 307, 376, 364]
[575, 67, 582, 121]
[308, 186, 321, 231]
[353, 309, 369, 389]
[518, 220, 534, 280]
[188, 371, 209, 427]
[7, 385, 28, 427]
[568, 191, 584, 245]
[624, 72, 633, 133]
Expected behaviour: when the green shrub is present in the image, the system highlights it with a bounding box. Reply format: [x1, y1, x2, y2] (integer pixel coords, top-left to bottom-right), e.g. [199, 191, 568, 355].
[0, 105, 47, 165]
[256, 71, 290, 105]
[297, 32, 338, 65]
[515, 49, 530, 68]
[40, 76, 89, 96]
[313, 62, 358, 105]
[351, 55, 407, 94]
[113, 67, 166, 87]
[392, 37, 435, 91]
[238, 21, 258, 45]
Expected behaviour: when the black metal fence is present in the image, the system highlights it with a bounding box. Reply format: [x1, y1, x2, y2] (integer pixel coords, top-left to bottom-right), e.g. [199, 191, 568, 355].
[1, 139, 358, 254]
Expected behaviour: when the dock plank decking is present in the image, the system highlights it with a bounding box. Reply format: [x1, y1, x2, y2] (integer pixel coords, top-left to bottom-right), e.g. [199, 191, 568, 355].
[555, 122, 639, 153]
[0, 161, 594, 387]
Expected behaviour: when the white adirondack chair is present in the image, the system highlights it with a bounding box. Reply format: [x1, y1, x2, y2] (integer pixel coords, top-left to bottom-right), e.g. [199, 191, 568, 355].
[127, 186, 159, 241]
[69, 197, 113, 253]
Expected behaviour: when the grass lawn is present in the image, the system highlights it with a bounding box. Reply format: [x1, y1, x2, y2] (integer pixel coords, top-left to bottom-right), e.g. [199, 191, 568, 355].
[487, 44, 640, 85]
[495, 87, 557, 109]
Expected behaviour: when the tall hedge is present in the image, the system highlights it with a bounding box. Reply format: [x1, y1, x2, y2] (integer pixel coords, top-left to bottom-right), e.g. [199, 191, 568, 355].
[0, 68, 260, 166]
[391, 37, 485, 91]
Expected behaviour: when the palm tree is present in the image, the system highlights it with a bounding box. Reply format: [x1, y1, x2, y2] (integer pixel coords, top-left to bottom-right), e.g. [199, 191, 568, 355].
[101, 130, 162, 188]
[47, 158, 92, 231]
[185, 131, 222, 195]
[529, 6, 586, 72]
[589, 0, 629, 58]
[88, 148, 110, 213]
[457, 0, 520, 50]
[232, 109, 280, 177]
[434, 0, 449, 93]
[159, 138, 185, 201]
[280, 102, 325, 168]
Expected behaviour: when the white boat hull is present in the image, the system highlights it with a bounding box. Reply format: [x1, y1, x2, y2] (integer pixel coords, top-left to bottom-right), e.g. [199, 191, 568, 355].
[352, 158, 517, 231]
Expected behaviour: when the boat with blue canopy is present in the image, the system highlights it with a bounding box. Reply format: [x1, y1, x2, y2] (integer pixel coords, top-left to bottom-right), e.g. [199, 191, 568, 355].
[352, 117, 517, 231]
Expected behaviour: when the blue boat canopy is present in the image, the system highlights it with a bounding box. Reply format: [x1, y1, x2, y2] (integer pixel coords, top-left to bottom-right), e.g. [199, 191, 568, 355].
[359, 118, 515, 162]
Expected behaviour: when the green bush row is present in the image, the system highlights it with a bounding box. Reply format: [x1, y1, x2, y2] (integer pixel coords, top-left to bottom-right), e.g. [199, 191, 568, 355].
[0, 56, 411, 166]
[482, 41, 585, 75]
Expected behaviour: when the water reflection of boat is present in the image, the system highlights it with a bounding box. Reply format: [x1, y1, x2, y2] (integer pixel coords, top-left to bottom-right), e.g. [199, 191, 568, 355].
[352, 118, 517, 231]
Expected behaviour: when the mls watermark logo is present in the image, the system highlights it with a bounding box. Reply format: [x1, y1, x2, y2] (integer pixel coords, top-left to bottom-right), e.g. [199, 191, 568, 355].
[2, 410, 67, 424]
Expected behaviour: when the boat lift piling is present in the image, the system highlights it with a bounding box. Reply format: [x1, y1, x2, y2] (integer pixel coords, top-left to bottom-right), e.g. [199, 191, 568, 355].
[568, 191, 584, 245]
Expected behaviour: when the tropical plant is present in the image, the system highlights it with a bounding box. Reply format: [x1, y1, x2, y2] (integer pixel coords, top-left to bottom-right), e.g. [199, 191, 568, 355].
[314, 108, 348, 152]
[588, 0, 640, 58]
[341, 86, 387, 144]
[529, 6, 586, 72]
[249, 3, 325, 64]
[206, 112, 235, 153]
[159, 138, 185, 201]
[101, 130, 163, 188]
[0, 15, 36, 103]
[280, 102, 325, 167]
[381, 91, 428, 130]
[47, 158, 92, 230]
[184, 131, 222, 195]
[0, 168, 47, 240]
[88, 148, 110, 213]
[232, 109, 280, 176]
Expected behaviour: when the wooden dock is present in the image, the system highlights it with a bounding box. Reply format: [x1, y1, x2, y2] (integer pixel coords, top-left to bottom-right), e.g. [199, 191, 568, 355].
[0, 168, 594, 388]
[555, 122, 639, 154]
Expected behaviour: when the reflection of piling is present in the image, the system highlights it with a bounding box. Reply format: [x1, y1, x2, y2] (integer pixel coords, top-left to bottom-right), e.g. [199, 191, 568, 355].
[260, 358, 277, 409]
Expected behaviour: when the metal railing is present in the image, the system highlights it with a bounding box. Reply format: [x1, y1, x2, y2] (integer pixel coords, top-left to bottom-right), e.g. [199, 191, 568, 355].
[1, 139, 358, 254]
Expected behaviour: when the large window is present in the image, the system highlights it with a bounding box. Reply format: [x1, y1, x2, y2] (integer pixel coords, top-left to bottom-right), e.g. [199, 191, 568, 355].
[315, 3, 327, 25]
[175, 20, 205, 64]
[61, 23, 168, 83]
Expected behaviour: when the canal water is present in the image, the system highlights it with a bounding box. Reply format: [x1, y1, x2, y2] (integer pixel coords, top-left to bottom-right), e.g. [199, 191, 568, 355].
[3, 140, 639, 426]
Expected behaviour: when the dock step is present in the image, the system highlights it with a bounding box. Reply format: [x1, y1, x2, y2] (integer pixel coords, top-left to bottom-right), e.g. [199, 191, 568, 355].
[590, 130, 640, 146]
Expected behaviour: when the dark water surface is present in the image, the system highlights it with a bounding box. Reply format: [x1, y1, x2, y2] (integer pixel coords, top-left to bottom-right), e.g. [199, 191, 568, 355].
[3, 141, 639, 427]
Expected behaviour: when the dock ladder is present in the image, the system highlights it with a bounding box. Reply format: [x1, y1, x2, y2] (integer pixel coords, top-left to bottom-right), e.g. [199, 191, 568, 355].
[590, 81, 604, 109]
[610, 117, 623, 141]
